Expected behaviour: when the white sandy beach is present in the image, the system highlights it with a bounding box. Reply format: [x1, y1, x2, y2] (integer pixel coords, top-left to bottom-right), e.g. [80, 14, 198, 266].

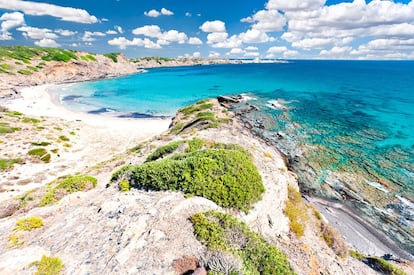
[0, 84, 171, 202]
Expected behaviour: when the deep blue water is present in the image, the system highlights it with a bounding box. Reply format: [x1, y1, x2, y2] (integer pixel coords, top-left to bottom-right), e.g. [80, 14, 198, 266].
[50, 60, 414, 196]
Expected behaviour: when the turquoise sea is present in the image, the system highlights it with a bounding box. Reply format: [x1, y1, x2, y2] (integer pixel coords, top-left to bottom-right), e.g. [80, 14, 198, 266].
[51, 61, 414, 252]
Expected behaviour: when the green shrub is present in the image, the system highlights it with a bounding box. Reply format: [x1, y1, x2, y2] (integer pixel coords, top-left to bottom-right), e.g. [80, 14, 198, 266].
[186, 138, 205, 153]
[113, 146, 264, 212]
[146, 140, 184, 162]
[80, 54, 97, 62]
[0, 158, 21, 170]
[58, 135, 69, 141]
[41, 48, 78, 62]
[0, 122, 20, 134]
[22, 117, 40, 123]
[31, 141, 51, 146]
[366, 257, 406, 275]
[119, 179, 130, 192]
[28, 148, 51, 163]
[17, 69, 32, 75]
[14, 216, 43, 231]
[179, 103, 214, 115]
[349, 250, 365, 260]
[8, 234, 24, 247]
[169, 122, 184, 134]
[284, 185, 309, 237]
[103, 53, 119, 63]
[40, 175, 97, 206]
[191, 211, 294, 274]
[30, 255, 63, 275]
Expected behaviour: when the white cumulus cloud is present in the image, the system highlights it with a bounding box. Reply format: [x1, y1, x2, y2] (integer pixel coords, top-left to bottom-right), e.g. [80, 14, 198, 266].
[133, 25, 161, 38]
[200, 20, 226, 33]
[108, 37, 161, 50]
[35, 38, 60, 47]
[266, 0, 326, 11]
[82, 31, 105, 42]
[188, 37, 203, 45]
[55, 29, 76, 36]
[0, 0, 97, 23]
[241, 9, 286, 32]
[207, 32, 228, 44]
[144, 8, 174, 17]
[17, 26, 57, 39]
[161, 8, 174, 16]
[0, 11, 24, 40]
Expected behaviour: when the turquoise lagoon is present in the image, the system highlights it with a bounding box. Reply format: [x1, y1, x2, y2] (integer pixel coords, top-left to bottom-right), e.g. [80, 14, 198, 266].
[51, 61, 414, 248]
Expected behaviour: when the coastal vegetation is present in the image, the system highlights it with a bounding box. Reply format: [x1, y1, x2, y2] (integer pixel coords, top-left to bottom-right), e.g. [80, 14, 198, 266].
[191, 211, 294, 274]
[28, 148, 51, 163]
[112, 140, 264, 212]
[30, 255, 63, 275]
[0, 46, 123, 75]
[169, 99, 231, 134]
[0, 158, 21, 170]
[14, 216, 44, 231]
[103, 52, 119, 63]
[40, 174, 97, 206]
[145, 140, 184, 162]
[284, 185, 309, 237]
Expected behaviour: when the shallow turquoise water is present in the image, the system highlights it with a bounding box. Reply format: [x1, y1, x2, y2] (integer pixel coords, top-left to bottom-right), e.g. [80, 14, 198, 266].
[51, 61, 414, 196]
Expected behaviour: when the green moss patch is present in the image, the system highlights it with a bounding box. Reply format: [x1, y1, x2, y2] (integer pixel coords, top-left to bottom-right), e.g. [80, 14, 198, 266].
[14, 216, 43, 231]
[191, 211, 294, 274]
[146, 140, 184, 162]
[0, 158, 21, 170]
[28, 148, 51, 163]
[31, 141, 51, 146]
[103, 52, 119, 63]
[30, 255, 63, 275]
[113, 144, 264, 212]
[179, 103, 214, 116]
[40, 175, 97, 206]
[0, 122, 20, 134]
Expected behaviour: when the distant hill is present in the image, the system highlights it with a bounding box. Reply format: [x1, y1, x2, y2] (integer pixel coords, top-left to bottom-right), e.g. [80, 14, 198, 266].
[0, 46, 137, 98]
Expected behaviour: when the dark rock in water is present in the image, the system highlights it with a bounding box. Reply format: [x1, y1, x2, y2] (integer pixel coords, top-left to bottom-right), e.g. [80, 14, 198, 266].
[62, 95, 83, 101]
[88, 108, 115, 114]
[217, 95, 241, 107]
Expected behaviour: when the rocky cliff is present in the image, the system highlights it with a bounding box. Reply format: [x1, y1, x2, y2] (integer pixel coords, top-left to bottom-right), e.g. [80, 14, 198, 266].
[1, 99, 411, 274]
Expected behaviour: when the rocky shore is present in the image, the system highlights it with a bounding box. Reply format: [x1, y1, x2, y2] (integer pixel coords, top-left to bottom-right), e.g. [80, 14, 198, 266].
[0, 47, 413, 274]
[218, 94, 414, 261]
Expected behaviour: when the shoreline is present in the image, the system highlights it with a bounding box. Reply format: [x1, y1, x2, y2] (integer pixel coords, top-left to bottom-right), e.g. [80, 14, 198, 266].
[0, 84, 171, 202]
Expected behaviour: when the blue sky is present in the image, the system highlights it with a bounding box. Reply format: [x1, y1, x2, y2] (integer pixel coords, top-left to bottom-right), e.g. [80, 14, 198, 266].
[1, 0, 414, 59]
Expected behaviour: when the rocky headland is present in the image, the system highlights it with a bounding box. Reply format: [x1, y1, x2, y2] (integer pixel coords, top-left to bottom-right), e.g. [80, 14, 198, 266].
[0, 46, 413, 274]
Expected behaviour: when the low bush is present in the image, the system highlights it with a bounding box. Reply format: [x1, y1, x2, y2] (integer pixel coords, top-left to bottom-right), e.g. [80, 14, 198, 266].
[103, 53, 119, 63]
[30, 255, 63, 275]
[14, 216, 43, 231]
[320, 223, 347, 258]
[113, 145, 264, 212]
[28, 148, 51, 163]
[22, 117, 40, 123]
[31, 141, 51, 146]
[191, 211, 294, 274]
[179, 103, 214, 116]
[41, 175, 97, 206]
[119, 179, 130, 192]
[146, 140, 184, 162]
[0, 158, 20, 170]
[284, 185, 309, 237]
[366, 257, 406, 275]
[58, 135, 69, 141]
[0, 122, 20, 134]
